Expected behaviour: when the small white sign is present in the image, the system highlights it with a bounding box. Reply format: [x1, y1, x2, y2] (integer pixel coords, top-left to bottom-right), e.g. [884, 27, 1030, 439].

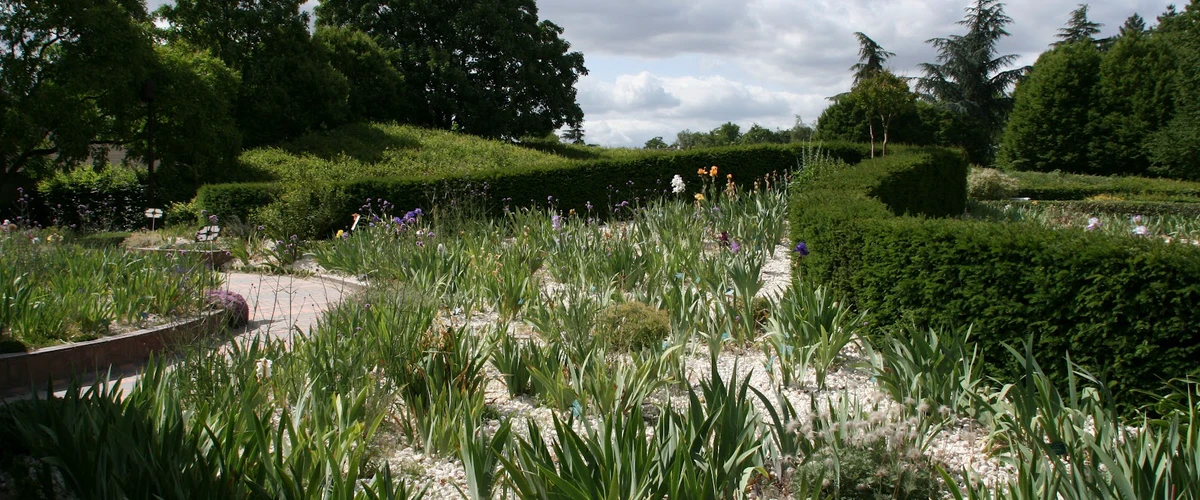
[196, 225, 221, 242]
[144, 208, 163, 218]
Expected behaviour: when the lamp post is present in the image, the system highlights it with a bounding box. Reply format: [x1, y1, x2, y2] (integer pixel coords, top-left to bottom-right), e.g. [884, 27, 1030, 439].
[140, 80, 157, 212]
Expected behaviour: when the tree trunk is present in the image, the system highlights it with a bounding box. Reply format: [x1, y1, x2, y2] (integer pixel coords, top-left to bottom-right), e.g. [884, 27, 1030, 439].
[881, 114, 888, 157]
[868, 121, 876, 158]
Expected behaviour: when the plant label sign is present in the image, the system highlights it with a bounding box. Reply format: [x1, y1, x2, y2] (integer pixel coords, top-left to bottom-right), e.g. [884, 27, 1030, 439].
[196, 225, 221, 242]
[144, 208, 164, 219]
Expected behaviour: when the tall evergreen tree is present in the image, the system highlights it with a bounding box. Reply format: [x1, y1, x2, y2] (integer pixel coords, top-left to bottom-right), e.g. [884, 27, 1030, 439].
[998, 42, 1102, 173]
[917, 0, 1028, 164]
[850, 32, 895, 84]
[1119, 13, 1148, 37]
[1146, 0, 1200, 179]
[1054, 4, 1103, 47]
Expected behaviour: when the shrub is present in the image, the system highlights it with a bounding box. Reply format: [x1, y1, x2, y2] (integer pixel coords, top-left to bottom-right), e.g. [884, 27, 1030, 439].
[967, 167, 1018, 200]
[792, 440, 942, 499]
[594, 302, 670, 352]
[195, 182, 280, 224]
[1008, 170, 1200, 201]
[164, 199, 203, 227]
[36, 165, 145, 231]
[791, 147, 1200, 410]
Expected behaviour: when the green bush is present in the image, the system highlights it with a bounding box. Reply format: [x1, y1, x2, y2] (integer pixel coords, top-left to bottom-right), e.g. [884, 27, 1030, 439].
[594, 302, 670, 352]
[1008, 170, 1200, 201]
[36, 165, 145, 231]
[968, 167, 1019, 200]
[791, 147, 1200, 409]
[209, 127, 883, 239]
[195, 182, 280, 224]
[792, 441, 942, 499]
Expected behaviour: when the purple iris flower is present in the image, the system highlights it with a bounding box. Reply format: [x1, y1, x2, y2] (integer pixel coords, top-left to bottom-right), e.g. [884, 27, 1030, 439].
[729, 241, 740, 253]
[793, 241, 809, 256]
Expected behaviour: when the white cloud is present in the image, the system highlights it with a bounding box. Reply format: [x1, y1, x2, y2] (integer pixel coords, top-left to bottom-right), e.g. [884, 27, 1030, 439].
[579, 73, 823, 147]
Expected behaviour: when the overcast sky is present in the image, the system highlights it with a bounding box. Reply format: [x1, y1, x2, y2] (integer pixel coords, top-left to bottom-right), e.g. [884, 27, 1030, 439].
[150, 0, 1174, 147]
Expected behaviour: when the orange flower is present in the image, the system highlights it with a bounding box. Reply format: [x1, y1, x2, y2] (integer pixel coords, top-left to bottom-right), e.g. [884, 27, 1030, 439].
[694, 193, 705, 201]
[726, 173, 733, 180]
[709, 166, 718, 177]
[697, 168, 707, 176]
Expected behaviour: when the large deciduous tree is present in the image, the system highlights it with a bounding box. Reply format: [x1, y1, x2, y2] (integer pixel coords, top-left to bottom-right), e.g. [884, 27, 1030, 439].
[1145, 1, 1200, 179]
[157, 0, 350, 146]
[315, 0, 587, 140]
[917, 0, 1027, 164]
[1, 0, 157, 177]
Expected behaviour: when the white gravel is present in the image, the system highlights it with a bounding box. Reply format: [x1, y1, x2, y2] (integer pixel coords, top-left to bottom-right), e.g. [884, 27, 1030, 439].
[377, 245, 1014, 499]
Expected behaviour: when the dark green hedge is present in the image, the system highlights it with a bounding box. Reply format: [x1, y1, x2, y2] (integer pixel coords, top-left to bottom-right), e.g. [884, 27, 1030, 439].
[1009, 170, 1200, 201]
[792, 149, 1200, 408]
[195, 182, 281, 223]
[199, 141, 881, 238]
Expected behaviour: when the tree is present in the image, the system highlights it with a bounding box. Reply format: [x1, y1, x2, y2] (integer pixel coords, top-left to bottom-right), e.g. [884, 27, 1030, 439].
[1, 0, 158, 177]
[998, 42, 1102, 173]
[1145, 0, 1200, 179]
[1119, 13, 1147, 37]
[709, 122, 741, 146]
[740, 124, 786, 145]
[129, 44, 242, 202]
[560, 124, 585, 145]
[1054, 4, 1103, 48]
[644, 137, 669, 150]
[1089, 27, 1177, 176]
[316, 0, 587, 140]
[157, 0, 350, 146]
[314, 26, 410, 124]
[917, 0, 1028, 164]
[850, 32, 896, 84]
[853, 71, 915, 157]
[674, 129, 710, 150]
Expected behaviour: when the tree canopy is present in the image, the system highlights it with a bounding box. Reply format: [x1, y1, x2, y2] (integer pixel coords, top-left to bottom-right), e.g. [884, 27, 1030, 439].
[917, 0, 1028, 164]
[850, 32, 895, 84]
[315, 0, 587, 140]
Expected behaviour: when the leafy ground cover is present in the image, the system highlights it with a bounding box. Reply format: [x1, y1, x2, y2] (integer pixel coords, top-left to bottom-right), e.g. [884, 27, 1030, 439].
[969, 199, 1200, 243]
[1, 163, 1196, 499]
[0, 231, 220, 351]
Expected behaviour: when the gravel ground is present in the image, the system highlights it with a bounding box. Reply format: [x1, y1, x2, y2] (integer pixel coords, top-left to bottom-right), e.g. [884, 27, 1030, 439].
[379, 244, 1015, 499]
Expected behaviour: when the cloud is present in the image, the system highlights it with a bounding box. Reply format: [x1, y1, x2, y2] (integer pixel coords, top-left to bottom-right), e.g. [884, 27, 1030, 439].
[579, 72, 823, 147]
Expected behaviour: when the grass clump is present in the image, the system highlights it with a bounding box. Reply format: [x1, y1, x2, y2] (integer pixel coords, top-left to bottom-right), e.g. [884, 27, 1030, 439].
[967, 167, 1018, 200]
[594, 301, 670, 352]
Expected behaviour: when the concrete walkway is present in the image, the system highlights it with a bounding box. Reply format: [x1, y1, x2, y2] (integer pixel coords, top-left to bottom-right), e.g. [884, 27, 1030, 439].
[8, 272, 361, 400]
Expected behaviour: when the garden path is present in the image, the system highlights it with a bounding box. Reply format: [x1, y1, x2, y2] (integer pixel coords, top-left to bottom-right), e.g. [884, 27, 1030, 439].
[32, 272, 361, 400]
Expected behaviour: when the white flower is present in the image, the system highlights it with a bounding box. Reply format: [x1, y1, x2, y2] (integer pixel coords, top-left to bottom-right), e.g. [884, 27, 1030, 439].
[1133, 225, 1149, 236]
[670, 174, 686, 194]
[255, 358, 273, 380]
[1086, 217, 1101, 231]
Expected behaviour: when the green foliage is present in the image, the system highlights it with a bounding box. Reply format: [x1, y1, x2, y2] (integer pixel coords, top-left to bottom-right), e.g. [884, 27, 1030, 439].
[594, 301, 670, 352]
[316, 0, 587, 140]
[998, 42, 1102, 174]
[967, 167, 1018, 200]
[216, 122, 875, 238]
[195, 182, 281, 224]
[917, 0, 1028, 164]
[791, 148, 1200, 409]
[793, 439, 942, 500]
[313, 26, 410, 125]
[0, 234, 216, 349]
[36, 165, 145, 231]
[851, 71, 916, 158]
[867, 324, 985, 418]
[1090, 29, 1177, 177]
[0, 0, 157, 177]
[1006, 169, 1200, 201]
[140, 44, 243, 202]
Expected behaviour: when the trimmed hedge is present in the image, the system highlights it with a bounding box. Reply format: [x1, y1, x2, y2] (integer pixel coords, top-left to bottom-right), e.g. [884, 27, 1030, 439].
[1009, 170, 1200, 201]
[200, 141, 882, 238]
[195, 182, 281, 224]
[792, 148, 1200, 408]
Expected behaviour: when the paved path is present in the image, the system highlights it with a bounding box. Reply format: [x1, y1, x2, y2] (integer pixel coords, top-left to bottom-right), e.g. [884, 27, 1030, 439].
[5, 272, 360, 400]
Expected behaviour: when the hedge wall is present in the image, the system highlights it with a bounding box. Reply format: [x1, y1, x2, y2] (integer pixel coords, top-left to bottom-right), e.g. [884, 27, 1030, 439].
[199, 141, 883, 238]
[791, 148, 1200, 408]
[1009, 170, 1200, 201]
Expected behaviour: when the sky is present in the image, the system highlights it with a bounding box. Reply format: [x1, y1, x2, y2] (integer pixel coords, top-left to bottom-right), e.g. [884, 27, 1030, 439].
[149, 0, 1174, 147]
